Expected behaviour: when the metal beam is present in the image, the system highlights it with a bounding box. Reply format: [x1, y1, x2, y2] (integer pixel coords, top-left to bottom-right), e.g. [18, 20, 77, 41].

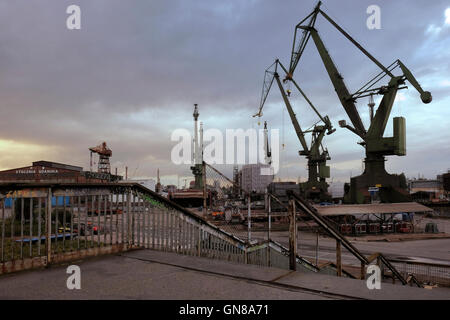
[274, 72, 310, 153]
[306, 27, 366, 137]
[319, 9, 394, 78]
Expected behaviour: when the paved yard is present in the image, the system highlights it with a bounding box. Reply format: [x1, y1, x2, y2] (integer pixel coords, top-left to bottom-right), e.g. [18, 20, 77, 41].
[0, 250, 448, 300]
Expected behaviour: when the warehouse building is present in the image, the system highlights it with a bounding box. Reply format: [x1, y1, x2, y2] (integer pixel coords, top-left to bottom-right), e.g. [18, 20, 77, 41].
[0, 160, 122, 183]
[408, 176, 445, 201]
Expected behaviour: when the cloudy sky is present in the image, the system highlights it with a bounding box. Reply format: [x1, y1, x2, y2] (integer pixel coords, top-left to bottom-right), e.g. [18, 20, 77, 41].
[0, 0, 449, 188]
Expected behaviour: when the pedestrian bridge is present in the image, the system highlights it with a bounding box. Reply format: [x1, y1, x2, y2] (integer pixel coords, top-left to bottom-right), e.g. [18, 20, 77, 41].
[0, 182, 434, 289]
[0, 182, 321, 275]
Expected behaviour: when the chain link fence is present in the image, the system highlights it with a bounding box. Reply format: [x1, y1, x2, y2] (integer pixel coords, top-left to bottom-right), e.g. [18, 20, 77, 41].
[203, 162, 278, 243]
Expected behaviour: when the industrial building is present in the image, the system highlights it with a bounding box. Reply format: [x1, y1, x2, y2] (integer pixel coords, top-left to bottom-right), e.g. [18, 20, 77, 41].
[0, 160, 122, 183]
[240, 164, 274, 194]
[444, 172, 450, 195]
[408, 175, 446, 201]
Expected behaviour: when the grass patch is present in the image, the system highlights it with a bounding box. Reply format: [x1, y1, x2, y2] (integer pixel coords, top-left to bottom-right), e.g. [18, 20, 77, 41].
[0, 238, 102, 262]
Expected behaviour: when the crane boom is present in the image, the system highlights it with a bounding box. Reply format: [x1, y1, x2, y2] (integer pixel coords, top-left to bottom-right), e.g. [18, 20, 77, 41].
[278, 60, 334, 134]
[288, 3, 432, 203]
[273, 71, 309, 153]
[288, 1, 321, 78]
[397, 59, 432, 103]
[253, 61, 277, 118]
[304, 26, 366, 138]
[318, 9, 394, 77]
[254, 58, 334, 200]
[291, 6, 431, 143]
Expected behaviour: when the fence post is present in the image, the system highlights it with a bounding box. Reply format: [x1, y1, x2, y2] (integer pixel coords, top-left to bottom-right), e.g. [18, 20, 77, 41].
[377, 255, 383, 279]
[197, 227, 201, 256]
[289, 199, 297, 271]
[46, 188, 52, 265]
[267, 191, 271, 267]
[315, 230, 319, 266]
[336, 240, 342, 277]
[361, 261, 366, 280]
[127, 188, 132, 247]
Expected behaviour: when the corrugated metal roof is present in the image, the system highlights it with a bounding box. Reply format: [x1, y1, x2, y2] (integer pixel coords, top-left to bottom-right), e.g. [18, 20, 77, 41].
[313, 202, 432, 216]
[32, 161, 83, 172]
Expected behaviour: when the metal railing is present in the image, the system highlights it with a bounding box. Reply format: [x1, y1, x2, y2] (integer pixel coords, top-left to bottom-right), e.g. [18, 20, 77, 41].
[0, 182, 325, 276]
[384, 259, 450, 287]
[289, 191, 426, 287]
[0, 182, 246, 273]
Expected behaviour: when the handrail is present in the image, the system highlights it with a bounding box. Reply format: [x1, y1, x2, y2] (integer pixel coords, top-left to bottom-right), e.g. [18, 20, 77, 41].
[288, 191, 368, 264]
[317, 261, 357, 279]
[0, 182, 247, 248]
[287, 191, 423, 287]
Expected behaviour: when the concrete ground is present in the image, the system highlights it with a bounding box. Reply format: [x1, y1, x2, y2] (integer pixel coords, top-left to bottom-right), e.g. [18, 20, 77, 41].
[232, 230, 450, 266]
[215, 217, 450, 262]
[0, 249, 448, 300]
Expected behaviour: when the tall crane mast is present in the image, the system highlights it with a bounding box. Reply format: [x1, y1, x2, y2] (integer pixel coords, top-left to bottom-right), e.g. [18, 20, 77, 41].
[288, 1, 432, 203]
[254, 59, 335, 201]
[190, 104, 204, 190]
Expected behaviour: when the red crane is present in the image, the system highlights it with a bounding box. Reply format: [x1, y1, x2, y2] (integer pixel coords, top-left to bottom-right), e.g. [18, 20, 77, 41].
[89, 142, 112, 174]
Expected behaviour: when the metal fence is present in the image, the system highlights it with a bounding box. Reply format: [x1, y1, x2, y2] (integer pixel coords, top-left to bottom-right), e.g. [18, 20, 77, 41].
[4, 181, 442, 288]
[0, 182, 321, 276]
[384, 259, 450, 287]
[203, 162, 289, 244]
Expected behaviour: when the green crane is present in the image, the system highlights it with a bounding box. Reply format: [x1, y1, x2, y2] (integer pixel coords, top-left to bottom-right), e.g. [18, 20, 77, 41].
[287, 1, 432, 203]
[254, 59, 335, 201]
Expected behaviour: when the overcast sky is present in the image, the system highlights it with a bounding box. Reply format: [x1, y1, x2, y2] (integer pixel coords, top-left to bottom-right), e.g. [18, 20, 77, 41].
[0, 0, 448, 187]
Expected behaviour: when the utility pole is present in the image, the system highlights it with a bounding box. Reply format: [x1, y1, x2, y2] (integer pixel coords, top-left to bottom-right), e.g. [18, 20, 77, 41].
[368, 94, 375, 123]
[247, 194, 251, 242]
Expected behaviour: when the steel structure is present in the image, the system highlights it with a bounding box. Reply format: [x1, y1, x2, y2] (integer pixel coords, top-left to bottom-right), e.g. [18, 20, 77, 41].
[0, 182, 319, 275]
[287, 1, 431, 203]
[191, 104, 204, 189]
[89, 142, 112, 174]
[254, 59, 335, 201]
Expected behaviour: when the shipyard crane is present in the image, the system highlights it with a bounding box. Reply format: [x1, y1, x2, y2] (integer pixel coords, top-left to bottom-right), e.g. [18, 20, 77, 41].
[287, 1, 432, 203]
[89, 142, 112, 174]
[254, 59, 335, 201]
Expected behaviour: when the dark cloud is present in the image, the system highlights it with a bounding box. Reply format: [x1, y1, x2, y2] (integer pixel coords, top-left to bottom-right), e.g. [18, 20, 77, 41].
[0, 0, 448, 184]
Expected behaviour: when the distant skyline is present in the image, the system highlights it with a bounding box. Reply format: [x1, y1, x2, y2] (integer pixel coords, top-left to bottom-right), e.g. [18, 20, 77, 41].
[0, 0, 449, 187]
